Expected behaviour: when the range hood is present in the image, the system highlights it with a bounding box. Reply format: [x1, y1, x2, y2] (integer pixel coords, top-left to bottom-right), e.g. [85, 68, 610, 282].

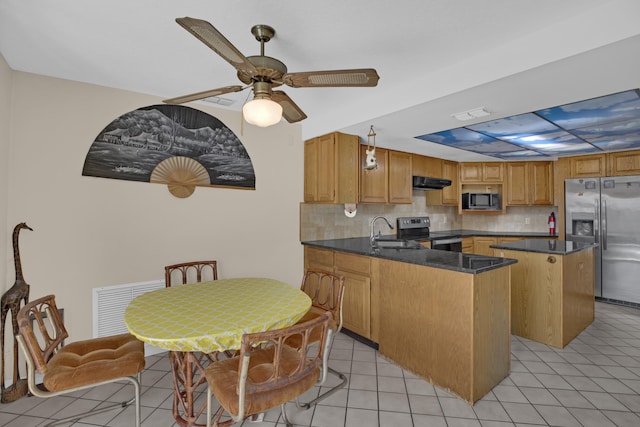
[412, 175, 452, 190]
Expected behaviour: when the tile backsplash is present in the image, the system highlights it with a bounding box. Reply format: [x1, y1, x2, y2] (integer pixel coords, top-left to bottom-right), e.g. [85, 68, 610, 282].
[300, 191, 556, 241]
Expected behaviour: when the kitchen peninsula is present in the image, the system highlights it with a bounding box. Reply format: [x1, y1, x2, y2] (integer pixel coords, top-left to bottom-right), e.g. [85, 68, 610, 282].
[492, 239, 596, 348]
[302, 237, 516, 404]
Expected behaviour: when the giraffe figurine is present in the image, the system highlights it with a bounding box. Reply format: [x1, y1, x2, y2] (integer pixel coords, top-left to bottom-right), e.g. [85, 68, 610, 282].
[1, 222, 32, 403]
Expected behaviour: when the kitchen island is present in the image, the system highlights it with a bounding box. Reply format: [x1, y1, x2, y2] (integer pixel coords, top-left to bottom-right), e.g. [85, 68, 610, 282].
[302, 237, 516, 404]
[492, 239, 596, 348]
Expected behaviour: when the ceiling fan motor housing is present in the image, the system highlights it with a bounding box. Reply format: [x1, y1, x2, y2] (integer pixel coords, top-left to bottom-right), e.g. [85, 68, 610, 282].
[238, 56, 287, 86]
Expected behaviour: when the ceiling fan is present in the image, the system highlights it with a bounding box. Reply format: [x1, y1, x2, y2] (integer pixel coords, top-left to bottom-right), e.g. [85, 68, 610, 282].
[164, 17, 380, 126]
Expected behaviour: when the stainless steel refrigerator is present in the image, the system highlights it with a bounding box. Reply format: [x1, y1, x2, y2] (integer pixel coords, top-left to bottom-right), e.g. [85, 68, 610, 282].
[565, 176, 640, 304]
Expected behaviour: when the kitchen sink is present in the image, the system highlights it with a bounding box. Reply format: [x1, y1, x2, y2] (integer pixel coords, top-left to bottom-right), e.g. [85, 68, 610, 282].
[372, 239, 423, 249]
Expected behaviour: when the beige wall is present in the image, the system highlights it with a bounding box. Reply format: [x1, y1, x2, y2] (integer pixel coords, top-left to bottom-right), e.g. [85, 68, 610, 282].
[4, 70, 304, 342]
[0, 54, 10, 289]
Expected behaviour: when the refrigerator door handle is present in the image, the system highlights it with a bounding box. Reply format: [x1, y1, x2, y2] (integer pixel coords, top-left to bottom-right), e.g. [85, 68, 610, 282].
[594, 198, 600, 244]
[603, 199, 607, 250]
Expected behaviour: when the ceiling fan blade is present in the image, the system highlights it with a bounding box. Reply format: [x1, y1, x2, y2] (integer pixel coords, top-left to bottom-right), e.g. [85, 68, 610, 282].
[283, 68, 380, 88]
[164, 85, 245, 104]
[271, 91, 307, 123]
[175, 17, 258, 77]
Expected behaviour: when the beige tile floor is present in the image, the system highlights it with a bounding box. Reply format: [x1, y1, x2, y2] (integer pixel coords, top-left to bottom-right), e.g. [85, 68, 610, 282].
[1, 301, 639, 426]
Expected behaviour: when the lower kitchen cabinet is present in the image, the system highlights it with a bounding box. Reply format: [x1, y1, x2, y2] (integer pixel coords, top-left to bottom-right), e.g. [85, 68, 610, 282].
[473, 237, 498, 256]
[335, 252, 371, 338]
[304, 245, 334, 271]
[495, 246, 594, 348]
[462, 237, 474, 253]
[304, 246, 372, 339]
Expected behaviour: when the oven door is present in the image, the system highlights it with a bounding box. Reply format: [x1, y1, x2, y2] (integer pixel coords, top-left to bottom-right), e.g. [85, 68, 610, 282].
[431, 237, 463, 252]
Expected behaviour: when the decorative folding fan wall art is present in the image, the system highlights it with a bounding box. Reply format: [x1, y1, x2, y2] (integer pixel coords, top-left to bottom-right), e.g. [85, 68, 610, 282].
[82, 105, 255, 198]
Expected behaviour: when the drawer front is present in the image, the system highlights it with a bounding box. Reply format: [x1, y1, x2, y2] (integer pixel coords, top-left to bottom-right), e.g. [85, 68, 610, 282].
[335, 252, 370, 275]
[304, 246, 334, 271]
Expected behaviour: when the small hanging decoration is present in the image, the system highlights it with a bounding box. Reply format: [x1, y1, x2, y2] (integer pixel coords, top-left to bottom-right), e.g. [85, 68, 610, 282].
[364, 125, 377, 170]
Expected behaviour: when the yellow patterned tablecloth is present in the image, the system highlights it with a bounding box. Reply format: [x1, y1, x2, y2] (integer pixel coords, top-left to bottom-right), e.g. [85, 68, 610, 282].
[124, 277, 311, 353]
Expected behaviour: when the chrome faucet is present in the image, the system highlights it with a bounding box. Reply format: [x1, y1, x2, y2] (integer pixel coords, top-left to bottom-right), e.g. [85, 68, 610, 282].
[370, 216, 394, 245]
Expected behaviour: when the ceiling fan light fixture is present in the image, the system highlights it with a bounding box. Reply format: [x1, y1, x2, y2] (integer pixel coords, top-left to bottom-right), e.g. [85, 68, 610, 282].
[243, 97, 283, 127]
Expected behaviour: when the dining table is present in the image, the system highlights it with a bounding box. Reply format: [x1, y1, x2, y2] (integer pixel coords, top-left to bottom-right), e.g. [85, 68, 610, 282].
[124, 277, 312, 427]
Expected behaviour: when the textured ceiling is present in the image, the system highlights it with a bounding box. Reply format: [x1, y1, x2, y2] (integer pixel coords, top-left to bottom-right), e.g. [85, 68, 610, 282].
[1, 0, 639, 161]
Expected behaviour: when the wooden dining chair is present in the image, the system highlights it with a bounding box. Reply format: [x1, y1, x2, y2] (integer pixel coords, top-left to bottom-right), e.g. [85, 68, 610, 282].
[204, 312, 332, 427]
[16, 294, 145, 427]
[290, 269, 347, 409]
[165, 260, 218, 287]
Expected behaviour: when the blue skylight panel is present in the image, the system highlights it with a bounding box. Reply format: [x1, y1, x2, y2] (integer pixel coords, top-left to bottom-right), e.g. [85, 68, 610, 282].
[468, 113, 557, 137]
[416, 128, 496, 146]
[535, 143, 600, 156]
[537, 90, 640, 130]
[490, 150, 548, 159]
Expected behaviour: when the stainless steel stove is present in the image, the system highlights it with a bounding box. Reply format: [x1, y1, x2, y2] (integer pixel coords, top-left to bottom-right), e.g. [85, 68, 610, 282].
[396, 216, 462, 251]
[396, 216, 430, 240]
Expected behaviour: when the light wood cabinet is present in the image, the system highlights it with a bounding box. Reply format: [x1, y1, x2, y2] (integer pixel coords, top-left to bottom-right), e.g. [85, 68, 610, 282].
[304, 246, 334, 271]
[505, 163, 528, 205]
[530, 161, 554, 205]
[460, 162, 504, 183]
[388, 150, 413, 204]
[359, 146, 388, 203]
[359, 147, 412, 204]
[426, 159, 459, 206]
[411, 154, 429, 176]
[441, 160, 459, 205]
[335, 252, 371, 338]
[569, 154, 606, 178]
[462, 237, 474, 253]
[607, 150, 640, 176]
[460, 163, 482, 182]
[376, 257, 510, 403]
[304, 246, 373, 339]
[304, 132, 359, 203]
[506, 162, 554, 206]
[473, 237, 498, 256]
[498, 237, 522, 245]
[496, 247, 594, 348]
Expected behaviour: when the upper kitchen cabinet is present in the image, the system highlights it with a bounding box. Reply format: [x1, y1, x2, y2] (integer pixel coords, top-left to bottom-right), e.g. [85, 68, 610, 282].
[388, 150, 413, 204]
[460, 162, 504, 183]
[569, 154, 606, 178]
[304, 132, 359, 203]
[441, 160, 459, 205]
[411, 154, 430, 176]
[359, 147, 412, 204]
[426, 159, 459, 206]
[506, 162, 554, 206]
[530, 162, 554, 205]
[607, 150, 640, 176]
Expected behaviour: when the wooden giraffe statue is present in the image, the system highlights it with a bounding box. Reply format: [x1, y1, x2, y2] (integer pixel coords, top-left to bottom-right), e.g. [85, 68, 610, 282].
[1, 222, 32, 403]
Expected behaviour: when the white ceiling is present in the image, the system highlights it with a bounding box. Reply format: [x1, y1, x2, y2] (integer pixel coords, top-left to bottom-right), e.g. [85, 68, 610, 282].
[1, 0, 639, 161]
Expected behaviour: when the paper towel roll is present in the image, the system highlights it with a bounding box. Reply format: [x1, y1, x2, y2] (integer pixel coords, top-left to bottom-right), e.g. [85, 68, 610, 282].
[344, 204, 357, 218]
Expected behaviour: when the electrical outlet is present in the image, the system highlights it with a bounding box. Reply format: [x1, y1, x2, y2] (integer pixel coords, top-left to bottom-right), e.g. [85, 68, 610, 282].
[525, 217, 530, 225]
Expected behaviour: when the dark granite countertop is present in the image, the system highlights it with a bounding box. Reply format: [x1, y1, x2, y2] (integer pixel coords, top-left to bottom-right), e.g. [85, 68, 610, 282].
[302, 237, 517, 274]
[491, 239, 597, 255]
[421, 229, 558, 241]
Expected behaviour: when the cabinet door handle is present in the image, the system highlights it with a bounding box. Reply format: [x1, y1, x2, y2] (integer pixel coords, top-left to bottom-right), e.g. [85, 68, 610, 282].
[547, 256, 556, 264]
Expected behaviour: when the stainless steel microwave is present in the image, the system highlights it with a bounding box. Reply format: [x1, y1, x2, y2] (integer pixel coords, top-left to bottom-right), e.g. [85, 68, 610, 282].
[462, 192, 500, 210]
